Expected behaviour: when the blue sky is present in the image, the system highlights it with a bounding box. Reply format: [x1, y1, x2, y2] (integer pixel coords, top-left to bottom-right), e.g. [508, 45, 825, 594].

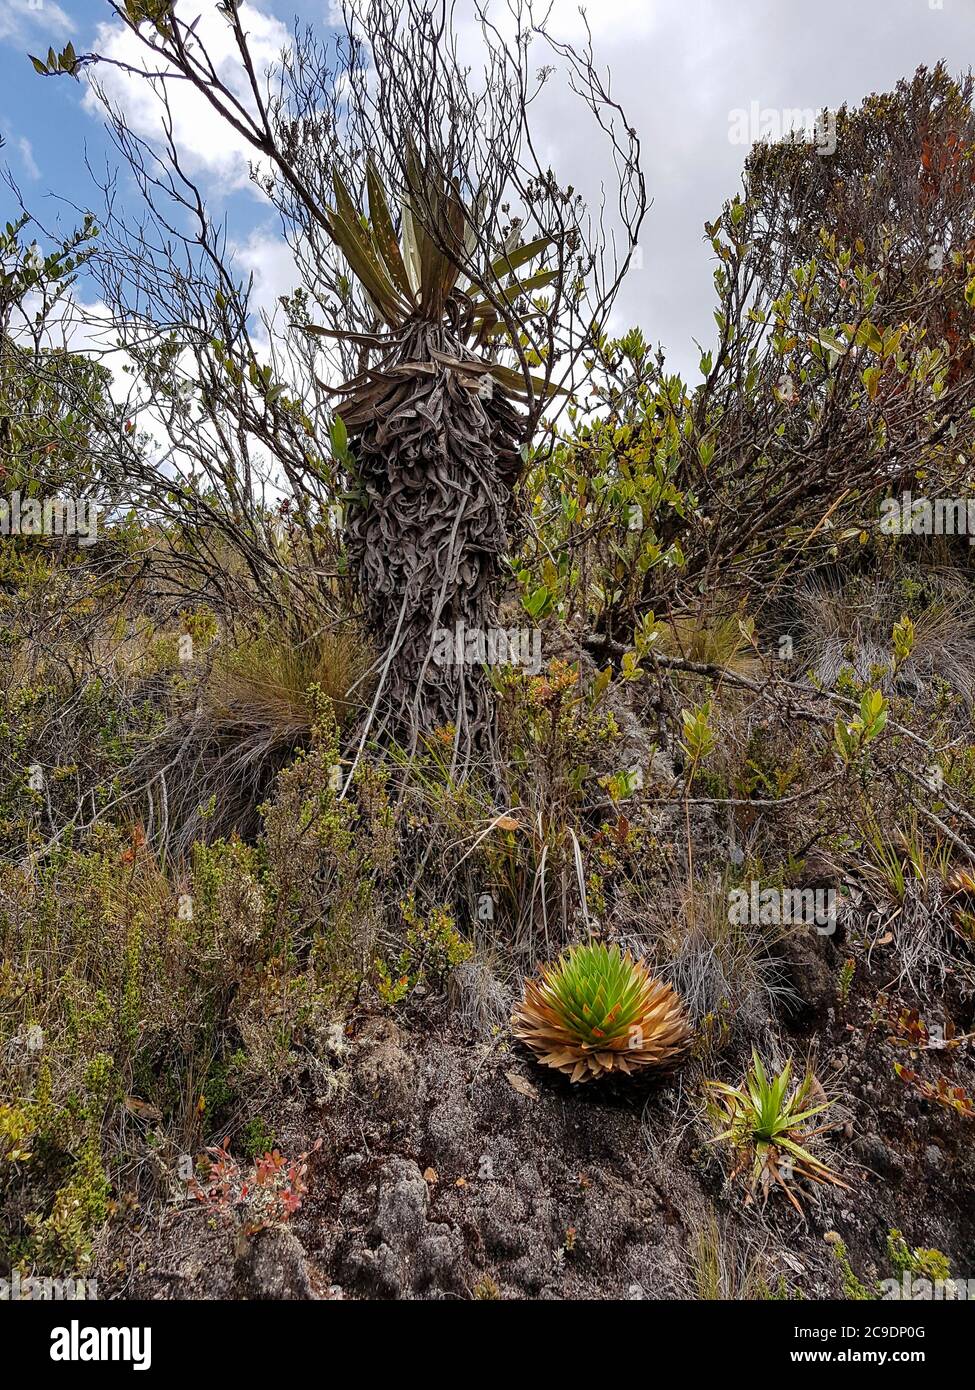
[2, 0, 974, 377]
[0, 0, 302, 285]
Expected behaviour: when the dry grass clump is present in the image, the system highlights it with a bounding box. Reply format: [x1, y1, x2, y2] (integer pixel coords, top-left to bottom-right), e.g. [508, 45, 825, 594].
[129, 622, 373, 853]
[794, 570, 975, 703]
[658, 607, 760, 677]
[655, 879, 793, 1040]
[206, 625, 370, 732]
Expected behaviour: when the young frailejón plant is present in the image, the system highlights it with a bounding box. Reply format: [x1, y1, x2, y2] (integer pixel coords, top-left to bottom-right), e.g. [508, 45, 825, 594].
[707, 1050, 850, 1214]
[512, 942, 691, 1083]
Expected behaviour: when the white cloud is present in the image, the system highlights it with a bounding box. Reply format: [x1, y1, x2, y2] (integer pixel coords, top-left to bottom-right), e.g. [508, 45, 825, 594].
[235, 228, 299, 315]
[82, 1, 291, 191]
[0, 0, 70, 46]
[69, 0, 975, 379]
[498, 0, 975, 375]
[17, 134, 40, 179]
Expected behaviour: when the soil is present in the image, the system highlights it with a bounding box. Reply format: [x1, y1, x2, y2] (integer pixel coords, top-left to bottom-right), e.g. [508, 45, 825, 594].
[96, 960, 975, 1300]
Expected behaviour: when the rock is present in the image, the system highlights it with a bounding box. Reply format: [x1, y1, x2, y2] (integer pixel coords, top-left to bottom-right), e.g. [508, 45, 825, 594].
[777, 924, 836, 1023]
[240, 1226, 319, 1300]
[354, 1017, 420, 1122]
[852, 1134, 903, 1181]
[363, 1157, 468, 1298]
[374, 1157, 429, 1241]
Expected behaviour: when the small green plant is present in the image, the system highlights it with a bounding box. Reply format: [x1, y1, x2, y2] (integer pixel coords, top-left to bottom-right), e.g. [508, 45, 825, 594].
[825, 1228, 953, 1300]
[680, 701, 718, 767]
[601, 766, 643, 802]
[707, 1050, 850, 1213]
[833, 688, 888, 764]
[241, 1116, 277, 1161]
[891, 613, 916, 670]
[837, 956, 856, 1005]
[859, 812, 951, 905]
[886, 1228, 951, 1283]
[375, 897, 472, 1005]
[824, 1232, 875, 1300]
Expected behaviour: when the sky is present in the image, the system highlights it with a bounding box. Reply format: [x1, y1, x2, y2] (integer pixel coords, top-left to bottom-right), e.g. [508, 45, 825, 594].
[1, 0, 974, 378]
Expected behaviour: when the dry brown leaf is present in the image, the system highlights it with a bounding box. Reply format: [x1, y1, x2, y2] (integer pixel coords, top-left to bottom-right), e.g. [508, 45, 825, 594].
[505, 1071, 539, 1100]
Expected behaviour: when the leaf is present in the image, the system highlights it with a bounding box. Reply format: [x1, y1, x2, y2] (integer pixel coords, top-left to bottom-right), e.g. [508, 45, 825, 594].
[404, 141, 457, 317]
[327, 170, 404, 325]
[862, 365, 881, 401]
[400, 195, 422, 296]
[487, 364, 568, 400]
[366, 155, 413, 302]
[816, 329, 847, 356]
[471, 268, 559, 311]
[858, 321, 885, 355]
[329, 414, 349, 461]
[490, 234, 555, 280]
[592, 665, 613, 700]
[522, 583, 551, 619]
[505, 1071, 539, 1100]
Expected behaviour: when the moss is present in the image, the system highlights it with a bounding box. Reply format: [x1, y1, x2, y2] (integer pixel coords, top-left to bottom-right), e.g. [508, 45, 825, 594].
[825, 1233, 876, 1301]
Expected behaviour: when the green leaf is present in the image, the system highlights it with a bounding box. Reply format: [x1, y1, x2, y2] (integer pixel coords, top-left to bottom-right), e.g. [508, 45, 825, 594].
[522, 584, 551, 620]
[325, 203, 402, 326]
[486, 364, 568, 399]
[489, 234, 555, 280]
[329, 414, 350, 462]
[365, 155, 414, 302]
[817, 329, 847, 355]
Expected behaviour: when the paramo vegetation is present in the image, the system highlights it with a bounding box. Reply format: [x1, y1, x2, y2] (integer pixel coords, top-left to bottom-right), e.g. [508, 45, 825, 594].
[1, 2, 975, 1299]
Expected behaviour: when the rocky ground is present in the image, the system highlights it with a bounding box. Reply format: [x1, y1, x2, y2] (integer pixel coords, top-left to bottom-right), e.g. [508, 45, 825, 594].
[97, 954, 975, 1300]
